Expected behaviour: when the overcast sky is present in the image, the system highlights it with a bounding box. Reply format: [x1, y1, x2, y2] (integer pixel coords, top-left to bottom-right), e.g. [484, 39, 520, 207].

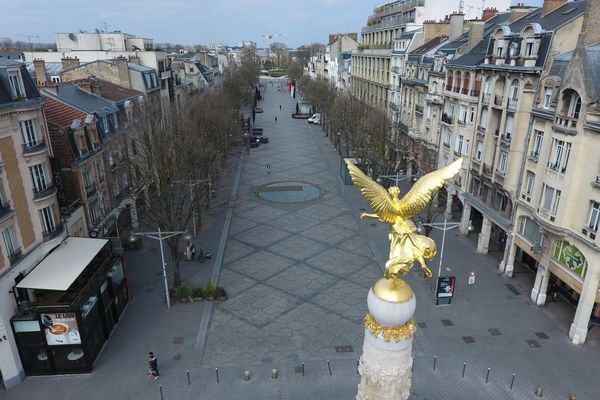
[2, 0, 544, 48]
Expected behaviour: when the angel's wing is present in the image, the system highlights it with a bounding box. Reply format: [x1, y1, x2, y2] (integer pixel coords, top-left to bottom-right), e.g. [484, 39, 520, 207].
[396, 157, 463, 218]
[346, 160, 396, 224]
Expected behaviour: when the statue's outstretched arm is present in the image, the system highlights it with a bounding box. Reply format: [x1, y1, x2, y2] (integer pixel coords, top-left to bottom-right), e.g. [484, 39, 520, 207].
[360, 213, 381, 220]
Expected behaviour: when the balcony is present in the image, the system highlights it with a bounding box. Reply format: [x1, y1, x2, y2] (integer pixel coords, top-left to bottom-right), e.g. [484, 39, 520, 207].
[457, 118, 466, 125]
[392, 66, 400, 74]
[482, 93, 491, 104]
[22, 140, 48, 154]
[593, 176, 600, 189]
[483, 163, 493, 177]
[528, 152, 539, 162]
[500, 133, 512, 144]
[8, 247, 22, 266]
[415, 104, 424, 114]
[553, 116, 578, 134]
[43, 223, 64, 242]
[85, 183, 97, 197]
[477, 125, 486, 134]
[33, 181, 56, 200]
[0, 201, 14, 222]
[441, 113, 453, 125]
[494, 95, 504, 107]
[507, 98, 518, 110]
[389, 102, 399, 112]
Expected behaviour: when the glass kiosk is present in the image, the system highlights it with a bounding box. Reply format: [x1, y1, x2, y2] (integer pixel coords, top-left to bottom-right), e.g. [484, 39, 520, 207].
[10, 237, 128, 376]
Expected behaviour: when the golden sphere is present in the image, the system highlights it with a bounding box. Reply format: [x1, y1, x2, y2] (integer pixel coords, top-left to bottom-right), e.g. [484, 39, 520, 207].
[372, 277, 413, 303]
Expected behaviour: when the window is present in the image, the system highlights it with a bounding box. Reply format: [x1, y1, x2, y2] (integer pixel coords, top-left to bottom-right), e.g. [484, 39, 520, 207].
[567, 92, 581, 118]
[484, 77, 492, 96]
[2, 225, 18, 255]
[525, 38, 535, 57]
[525, 171, 535, 195]
[496, 39, 505, 57]
[89, 202, 99, 224]
[475, 141, 483, 160]
[480, 107, 488, 128]
[505, 114, 514, 138]
[444, 129, 451, 147]
[532, 130, 543, 156]
[470, 107, 475, 123]
[455, 134, 464, 155]
[95, 159, 105, 182]
[8, 70, 25, 99]
[562, 142, 571, 173]
[541, 185, 561, 215]
[548, 139, 570, 172]
[498, 152, 508, 173]
[99, 116, 109, 134]
[39, 206, 56, 234]
[543, 87, 553, 109]
[509, 80, 520, 100]
[458, 105, 468, 124]
[29, 163, 49, 192]
[588, 202, 600, 232]
[20, 119, 41, 148]
[426, 104, 432, 118]
[83, 168, 94, 190]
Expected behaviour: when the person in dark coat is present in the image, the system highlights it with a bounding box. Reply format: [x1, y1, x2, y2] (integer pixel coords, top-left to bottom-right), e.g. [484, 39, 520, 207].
[190, 244, 196, 260]
[149, 352, 159, 379]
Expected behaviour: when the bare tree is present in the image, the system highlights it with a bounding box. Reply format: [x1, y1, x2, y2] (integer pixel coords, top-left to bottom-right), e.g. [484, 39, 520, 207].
[269, 42, 289, 69]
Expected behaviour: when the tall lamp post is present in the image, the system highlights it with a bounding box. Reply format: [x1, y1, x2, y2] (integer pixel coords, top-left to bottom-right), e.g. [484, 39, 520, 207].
[418, 217, 473, 303]
[129, 227, 191, 309]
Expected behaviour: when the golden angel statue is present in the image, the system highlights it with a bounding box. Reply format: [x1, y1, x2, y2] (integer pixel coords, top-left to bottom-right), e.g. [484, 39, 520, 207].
[346, 158, 463, 280]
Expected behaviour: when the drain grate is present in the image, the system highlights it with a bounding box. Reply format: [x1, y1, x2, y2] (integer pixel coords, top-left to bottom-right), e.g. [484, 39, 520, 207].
[335, 345, 354, 353]
[417, 322, 428, 329]
[172, 336, 184, 344]
[462, 336, 475, 343]
[441, 319, 454, 327]
[505, 283, 522, 295]
[535, 331, 550, 340]
[488, 328, 502, 336]
[526, 339, 541, 348]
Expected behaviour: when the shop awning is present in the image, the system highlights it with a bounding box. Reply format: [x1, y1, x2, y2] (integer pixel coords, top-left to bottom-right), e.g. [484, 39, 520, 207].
[16, 237, 109, 291]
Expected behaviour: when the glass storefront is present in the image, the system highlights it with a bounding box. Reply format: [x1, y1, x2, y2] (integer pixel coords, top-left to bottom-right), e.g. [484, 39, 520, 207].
[10, 240, 128, 376]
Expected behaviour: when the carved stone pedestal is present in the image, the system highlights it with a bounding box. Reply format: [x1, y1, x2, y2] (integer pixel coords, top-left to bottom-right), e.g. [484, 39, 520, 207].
[356, 278, 416, 400]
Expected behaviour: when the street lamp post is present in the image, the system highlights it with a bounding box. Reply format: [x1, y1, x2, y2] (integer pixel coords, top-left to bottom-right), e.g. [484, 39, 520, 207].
[130, 227, 191, 309]
[418, 217, 473, 303]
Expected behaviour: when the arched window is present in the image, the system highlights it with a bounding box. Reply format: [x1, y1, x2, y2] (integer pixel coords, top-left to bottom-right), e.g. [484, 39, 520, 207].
[567, 92, 581, 118]
[509, 79, 520, 100]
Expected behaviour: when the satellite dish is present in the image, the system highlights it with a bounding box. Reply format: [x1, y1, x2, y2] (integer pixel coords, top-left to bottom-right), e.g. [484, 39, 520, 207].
[68, 33, 76, 41]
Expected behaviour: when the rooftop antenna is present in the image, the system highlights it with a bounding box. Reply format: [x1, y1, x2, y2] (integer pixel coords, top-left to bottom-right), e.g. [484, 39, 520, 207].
[17, 34, 39, 50]
[458, 0, 464, 13]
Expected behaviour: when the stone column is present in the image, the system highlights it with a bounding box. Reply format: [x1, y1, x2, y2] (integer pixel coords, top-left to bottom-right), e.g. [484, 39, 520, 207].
[458, 202, 471, 235]
[357, 278, 415, 400]
[569, 270, 600, 345]
[530, 264, 550, 306]
[500, 236, 517, 277]
[476, 217, 492, 254]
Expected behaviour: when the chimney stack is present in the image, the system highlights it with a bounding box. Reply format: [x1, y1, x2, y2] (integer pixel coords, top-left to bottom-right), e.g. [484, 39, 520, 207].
[449, 13, 465, 41]
[509, 4, 536, 23]
[465, 20, 485, 53]
[423, 19, 450, 43]
[61, 56, 80, 71]
[482, 7, 498, 21]
[33, 58, 48, 86]
[113, 56, 130, 88]
[543, 0, 567, 15]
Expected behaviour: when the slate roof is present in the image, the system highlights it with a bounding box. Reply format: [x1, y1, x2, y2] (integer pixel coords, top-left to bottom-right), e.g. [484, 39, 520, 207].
[0, 60, 41, 110]
[62, 59, 155, 73]
[509, 1, 586, 32]
[410, 37, 447, 58]
[41, 83, 118, 116]
[438, 12, 510, 55]
[92, 79, 143, 102]
[43, 96, 87, 129]
[581, 44, 600, 100]
[25, 61, 63, 77]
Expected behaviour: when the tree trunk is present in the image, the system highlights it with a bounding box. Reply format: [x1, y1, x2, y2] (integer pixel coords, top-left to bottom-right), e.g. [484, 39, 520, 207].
[168, 241, 182, 287]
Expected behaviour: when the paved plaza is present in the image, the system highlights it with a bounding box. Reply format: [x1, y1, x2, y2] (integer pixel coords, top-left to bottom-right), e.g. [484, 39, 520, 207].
[1, 77, 599, 399]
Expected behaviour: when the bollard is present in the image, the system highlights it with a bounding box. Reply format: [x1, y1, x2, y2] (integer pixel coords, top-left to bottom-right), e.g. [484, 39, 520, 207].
[485, 368, 490, 384]
[462, 362, 466, 378]
[356, 359, 359, 375]
[411, 356, 414, 372]
[243, 370, 251, 381]
[510, 374, 515, 390]
[327, 359, 332, 376]
[535, 386, 543, 397]
[433, 356, 437, 371]
[187, 369, 191, 385]
[215, 367, 220, 383]
[271, 369, 278, 379]
[159, 384, 164, 400]
[302, 362, 305, 377]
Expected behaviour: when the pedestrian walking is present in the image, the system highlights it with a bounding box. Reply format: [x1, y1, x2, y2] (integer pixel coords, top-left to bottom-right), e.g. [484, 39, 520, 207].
[279, 105, 282, 111]
[267, 163, 271, 174]
[190, 244, 196, 260]
[275, 116, 278, 123]
[148, 352, 159, 380]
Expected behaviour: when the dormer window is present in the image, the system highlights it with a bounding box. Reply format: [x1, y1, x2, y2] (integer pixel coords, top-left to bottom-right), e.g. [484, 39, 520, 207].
[8, 70, 25, 99]
[525, 38, 535, 57]
[496, 39, 505, 58]
[543, 87, 553, 109]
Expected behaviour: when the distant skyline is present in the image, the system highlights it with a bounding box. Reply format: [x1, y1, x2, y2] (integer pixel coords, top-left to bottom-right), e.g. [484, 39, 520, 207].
[3, 0, 546, 48]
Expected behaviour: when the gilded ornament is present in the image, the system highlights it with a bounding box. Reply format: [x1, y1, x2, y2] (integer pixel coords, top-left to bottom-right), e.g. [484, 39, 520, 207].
[346, 158, 463, 282]
[364, 313, 417, 342]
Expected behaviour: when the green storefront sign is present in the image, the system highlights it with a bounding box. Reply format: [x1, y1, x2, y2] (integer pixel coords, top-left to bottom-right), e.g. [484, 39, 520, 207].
[553, 241, 588, 278]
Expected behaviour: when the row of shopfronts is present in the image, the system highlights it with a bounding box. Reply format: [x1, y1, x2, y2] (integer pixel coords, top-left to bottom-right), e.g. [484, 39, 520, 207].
[0, 237, 127, 387]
